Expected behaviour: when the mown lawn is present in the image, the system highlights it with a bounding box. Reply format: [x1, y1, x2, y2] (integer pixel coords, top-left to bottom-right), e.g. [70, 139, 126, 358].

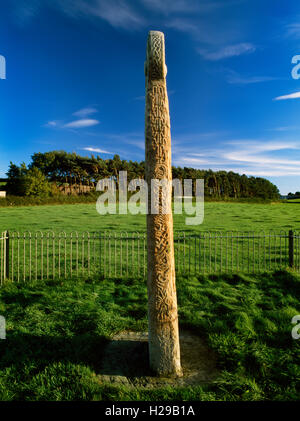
[0, 270, 299, 401]
[0, 201, 300, 233]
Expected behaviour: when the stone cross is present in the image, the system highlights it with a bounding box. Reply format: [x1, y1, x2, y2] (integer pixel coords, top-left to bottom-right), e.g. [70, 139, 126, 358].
[145, 31, 182, 377]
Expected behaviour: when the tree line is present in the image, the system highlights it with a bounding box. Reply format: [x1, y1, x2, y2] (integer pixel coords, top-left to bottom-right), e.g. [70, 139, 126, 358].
[5, 150, 280, 200]
[287, 192, 300, 199]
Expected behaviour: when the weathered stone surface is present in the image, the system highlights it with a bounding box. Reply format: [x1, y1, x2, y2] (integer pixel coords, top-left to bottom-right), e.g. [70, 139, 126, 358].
[145, 31, 182, 377]
[98, 330, 219, 388]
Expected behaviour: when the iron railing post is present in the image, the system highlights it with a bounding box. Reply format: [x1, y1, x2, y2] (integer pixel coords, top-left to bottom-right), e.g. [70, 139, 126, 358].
[289, 230, 294, 268]
[1, 229, 300, 282]
[5, 231, 9, 280]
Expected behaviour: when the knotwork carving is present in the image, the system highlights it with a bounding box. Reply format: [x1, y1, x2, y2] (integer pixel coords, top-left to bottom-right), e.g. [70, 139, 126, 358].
[145, 31, 182, 376]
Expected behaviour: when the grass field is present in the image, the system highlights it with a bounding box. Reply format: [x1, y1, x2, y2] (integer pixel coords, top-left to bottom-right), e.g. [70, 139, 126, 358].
[0, 201, 299, 401]
[0, 201, 300, 233]
[0, 270, 299, 400]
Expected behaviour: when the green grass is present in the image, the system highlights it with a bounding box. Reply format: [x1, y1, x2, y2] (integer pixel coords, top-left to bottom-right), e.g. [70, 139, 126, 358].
[0, 270, 299, 401]
[0, 201, 299, 233]
[2, 201, 298, 282]
[286, 199, 300, 203]
[0, 201, 299, 400]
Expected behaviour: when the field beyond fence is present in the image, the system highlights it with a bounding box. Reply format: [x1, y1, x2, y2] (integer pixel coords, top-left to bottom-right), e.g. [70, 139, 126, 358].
[1, 230, 300, 283]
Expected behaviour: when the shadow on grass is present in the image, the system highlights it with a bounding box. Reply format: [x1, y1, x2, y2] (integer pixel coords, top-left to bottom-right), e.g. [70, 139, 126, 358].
[0, 333, 109, 374]
[99, 338, 151, 378]
[0, 332, 153, 378]
[0, 290, 44, 306]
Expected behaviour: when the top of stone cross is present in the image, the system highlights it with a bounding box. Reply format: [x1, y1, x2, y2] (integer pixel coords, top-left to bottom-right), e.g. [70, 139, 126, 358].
[145, 30, 167, 80]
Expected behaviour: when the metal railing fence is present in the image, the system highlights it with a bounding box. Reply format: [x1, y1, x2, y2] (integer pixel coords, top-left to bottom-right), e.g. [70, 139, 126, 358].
[0, 231, 8, 284]
[0, 230, 299, 283]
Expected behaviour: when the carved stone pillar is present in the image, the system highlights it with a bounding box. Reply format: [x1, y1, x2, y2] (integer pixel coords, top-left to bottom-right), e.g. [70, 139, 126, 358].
[145, 31, 182, 377]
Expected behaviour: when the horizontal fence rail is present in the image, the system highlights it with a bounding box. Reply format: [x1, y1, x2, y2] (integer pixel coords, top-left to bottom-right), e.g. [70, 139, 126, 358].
[0, 230, 300, 283]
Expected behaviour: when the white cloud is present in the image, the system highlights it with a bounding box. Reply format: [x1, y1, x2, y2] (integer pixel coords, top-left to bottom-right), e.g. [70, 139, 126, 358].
[225, 141, 299, 152]
[223, 152, 300, 166]
[230, 76, 278, 84]
[64, 119, 100, 128]
[12, 0, 41, 25]
[45, 107, 100, 130]
[56, 0, 145, 30]
[44, 121, 58, 127]
[81, 147, 112, 154]
[165, 18, 202, 38]
[142, 0, 243, 15]
[14, 0, 145, 30]
[172, 138, 300, 177]
[104, 132, 145, 150]
[141, 0, 199, 14]
[198, 43, 256, 60]
[271, 126, 298, 132]
[165, 17, 239, 46]
[127, 140, 145, 150]
[274, 91, 300, 101]
[73, 107, 98, 117]
[89, 1, 145, 29]
[226, 70, 280, 84]
[285, 21, 300, 39]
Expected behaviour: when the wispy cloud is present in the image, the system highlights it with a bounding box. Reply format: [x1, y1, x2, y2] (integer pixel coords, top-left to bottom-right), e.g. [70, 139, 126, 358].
[226, 69, 280, 85]
[143, 0, 244, 15]
[80, 147, 112, 154]
[165, 18, 201, 38]
[105, 132, 145, 150]
[44, 121, 59, 128]
[284, 21, 300, 39]
[173, 137, 300, 177]
[173, 131, 229, 144]
[72, 107, 98, 117]
[141, 0, 200, 14]
[274, 91, 300, 101]
[64, 119, 100, 128]
[77, 132, 145, 160]
[165, 17, 241, 46]
[12, 0, 41, 25]
[14, 0, 145, 30]
[198, 43, 256, 61]
[56, 0, 145, 30]
[268, 126, 299, 132]
[12, 0, 248, 49]
[126, 140, 145, 150]
[85, 0, 145, 30]
[45, 107, 100, 129]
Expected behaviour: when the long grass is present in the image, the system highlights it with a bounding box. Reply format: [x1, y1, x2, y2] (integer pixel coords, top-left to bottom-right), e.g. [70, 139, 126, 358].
[0, 270, 299, 401]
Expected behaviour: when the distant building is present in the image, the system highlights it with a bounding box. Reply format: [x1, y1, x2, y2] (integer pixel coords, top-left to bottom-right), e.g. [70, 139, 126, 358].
[0, 191, 6, 198]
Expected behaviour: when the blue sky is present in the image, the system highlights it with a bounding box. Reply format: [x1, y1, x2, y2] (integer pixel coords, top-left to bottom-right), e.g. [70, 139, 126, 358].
[1, 0, 300, 194]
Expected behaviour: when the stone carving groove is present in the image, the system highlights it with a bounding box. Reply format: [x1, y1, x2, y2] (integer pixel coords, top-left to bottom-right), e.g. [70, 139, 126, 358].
[145, 31, 182, 377]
